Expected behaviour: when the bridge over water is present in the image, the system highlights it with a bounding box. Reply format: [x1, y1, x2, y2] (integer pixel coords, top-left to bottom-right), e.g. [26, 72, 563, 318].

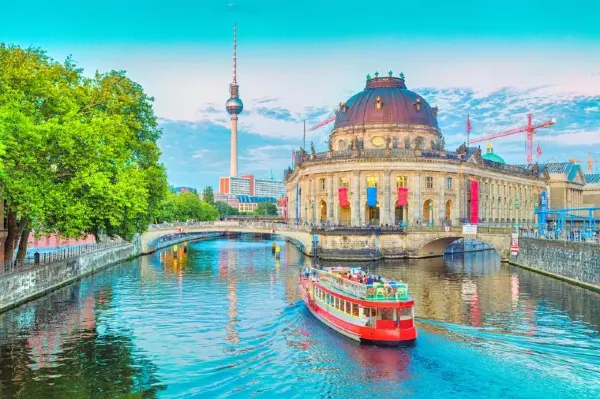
[143, 222, 514, 261]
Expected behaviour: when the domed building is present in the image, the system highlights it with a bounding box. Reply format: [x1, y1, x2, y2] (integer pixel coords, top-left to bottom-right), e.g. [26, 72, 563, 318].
[284, 73, 547, 227]
[482, 142, 505, 164]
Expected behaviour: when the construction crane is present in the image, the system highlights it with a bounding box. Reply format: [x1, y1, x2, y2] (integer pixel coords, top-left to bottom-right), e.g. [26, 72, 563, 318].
[568, 152, 600, 173]
[310, 114, 336, 131]
[470, 114, 556, 163]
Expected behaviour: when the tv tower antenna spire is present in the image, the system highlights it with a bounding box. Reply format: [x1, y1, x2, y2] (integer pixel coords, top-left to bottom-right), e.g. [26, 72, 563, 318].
[226, 23, 243, 177]
[233, 23, 237, 84]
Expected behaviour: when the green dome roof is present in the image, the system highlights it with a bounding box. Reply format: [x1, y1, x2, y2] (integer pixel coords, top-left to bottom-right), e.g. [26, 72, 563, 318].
[482, 143, 505, 164]
[482, 152, 505, 164]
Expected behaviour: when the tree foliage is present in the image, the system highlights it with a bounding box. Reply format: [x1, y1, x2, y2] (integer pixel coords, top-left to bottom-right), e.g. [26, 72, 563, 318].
[254, 203, 279, 216]
[214, 201, 239, 217]
[155, 192, 218, 223]
[0, 44, 168, 262]
[202, 186, 215, 205]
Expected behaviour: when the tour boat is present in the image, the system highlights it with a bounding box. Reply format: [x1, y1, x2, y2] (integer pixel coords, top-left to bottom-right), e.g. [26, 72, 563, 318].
[299, 266, 417, 346]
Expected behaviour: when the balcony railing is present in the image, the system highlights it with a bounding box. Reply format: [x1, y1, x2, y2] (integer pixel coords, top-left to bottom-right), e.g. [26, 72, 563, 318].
[1, 239, 128, 276]
[285, 149, 537, 180]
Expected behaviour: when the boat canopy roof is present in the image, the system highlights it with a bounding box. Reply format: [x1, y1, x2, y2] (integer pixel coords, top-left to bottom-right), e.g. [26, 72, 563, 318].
[302, 265, 410, 302]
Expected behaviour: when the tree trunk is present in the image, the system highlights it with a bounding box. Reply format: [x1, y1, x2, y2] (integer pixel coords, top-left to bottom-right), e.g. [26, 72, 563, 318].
[4, 210, 17, 265]
[15, 223, 31, 263]
[15, 218, 27, 246]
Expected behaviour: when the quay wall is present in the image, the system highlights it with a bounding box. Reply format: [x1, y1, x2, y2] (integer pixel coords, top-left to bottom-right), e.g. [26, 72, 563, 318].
[0, 231, 225, 314]
[510, 238, 600, 292]
[0, 242, 139, 314]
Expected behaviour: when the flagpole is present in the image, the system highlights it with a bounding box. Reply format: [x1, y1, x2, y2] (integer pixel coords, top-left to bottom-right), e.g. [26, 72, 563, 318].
[466, 114, 471, 147]
[303, 119, 306, 150]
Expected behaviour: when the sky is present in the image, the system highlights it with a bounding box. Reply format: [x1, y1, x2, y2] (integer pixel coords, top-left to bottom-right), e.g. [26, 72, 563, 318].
[2, 0, 600, 190]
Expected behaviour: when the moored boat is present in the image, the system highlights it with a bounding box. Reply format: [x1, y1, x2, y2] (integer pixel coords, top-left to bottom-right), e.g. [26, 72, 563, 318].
[299, 266, 417, 346]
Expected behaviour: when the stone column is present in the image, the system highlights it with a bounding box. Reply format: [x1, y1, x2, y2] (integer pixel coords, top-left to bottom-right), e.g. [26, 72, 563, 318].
[299, 179, 305, 222]
[438, 174, 445, 225]
[327, 173, 334, 222]
[311, 179, 317, 223]
[381, 170, 392, 225]
[359, 174, 366, 225]
[351, 171, 361, 226]
[416, 171, 422, 224]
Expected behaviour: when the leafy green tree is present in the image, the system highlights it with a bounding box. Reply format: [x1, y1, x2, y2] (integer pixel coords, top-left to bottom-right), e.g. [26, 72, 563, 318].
[203, 186, 215, 205]
[215, 201, 239, 217]
[255, 203, 278, 216]
[0, 44, 168, 263]
[155, 192, 218, 222]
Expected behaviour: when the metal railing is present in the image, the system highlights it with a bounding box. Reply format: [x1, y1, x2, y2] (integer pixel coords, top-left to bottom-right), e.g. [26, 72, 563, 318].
[149, 221, 217, 230]
[1, 239, 128, 276]
[311, 267, 409, 301]
[519, 229, 600, 244]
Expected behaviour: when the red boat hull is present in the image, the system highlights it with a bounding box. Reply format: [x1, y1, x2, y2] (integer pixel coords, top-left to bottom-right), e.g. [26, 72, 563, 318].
[300, 282, 417, 346]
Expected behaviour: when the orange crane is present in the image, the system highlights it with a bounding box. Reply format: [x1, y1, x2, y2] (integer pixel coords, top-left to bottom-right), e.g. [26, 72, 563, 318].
[309, 103, 348, 131]
[310, 114, 336, 131]
[568, 152, 600, 173]
[469, 114, 556, 163]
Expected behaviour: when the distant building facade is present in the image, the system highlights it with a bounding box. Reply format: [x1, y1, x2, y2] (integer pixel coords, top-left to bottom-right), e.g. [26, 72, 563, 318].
[174, 186, 197, 194]
[237, 195, 277, 213]
[219, 174, 285, 198]
[255, 178, 286, 198]
[219, 176, 252, 196]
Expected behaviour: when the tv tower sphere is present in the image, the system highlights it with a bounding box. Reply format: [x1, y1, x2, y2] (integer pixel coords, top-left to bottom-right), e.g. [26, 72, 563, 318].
[226, 97, 243, 115]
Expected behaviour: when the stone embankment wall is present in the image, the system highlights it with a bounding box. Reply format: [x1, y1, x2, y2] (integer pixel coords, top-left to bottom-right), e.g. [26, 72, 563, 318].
[0, 242, 139, 313]
[0, 231, 224, 313]
[510, 238, 600, 291]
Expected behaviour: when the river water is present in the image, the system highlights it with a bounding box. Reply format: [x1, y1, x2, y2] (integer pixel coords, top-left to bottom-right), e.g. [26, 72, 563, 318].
[0, 237, 599, 398]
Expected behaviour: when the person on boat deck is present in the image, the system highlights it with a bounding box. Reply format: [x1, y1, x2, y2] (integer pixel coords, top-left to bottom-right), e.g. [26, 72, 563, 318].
[366, 275, 374, 285]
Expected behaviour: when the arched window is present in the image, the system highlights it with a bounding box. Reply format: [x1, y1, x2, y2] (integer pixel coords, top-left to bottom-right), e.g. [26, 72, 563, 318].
[396, 175, 407, 188]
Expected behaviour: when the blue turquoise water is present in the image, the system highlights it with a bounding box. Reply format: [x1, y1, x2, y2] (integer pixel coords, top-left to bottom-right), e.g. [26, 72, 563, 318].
[0, 237, 599, 398]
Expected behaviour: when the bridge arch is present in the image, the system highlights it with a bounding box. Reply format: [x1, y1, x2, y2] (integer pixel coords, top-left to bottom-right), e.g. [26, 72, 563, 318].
[142, 226, 313, 257]
[417, 236, 503, 258]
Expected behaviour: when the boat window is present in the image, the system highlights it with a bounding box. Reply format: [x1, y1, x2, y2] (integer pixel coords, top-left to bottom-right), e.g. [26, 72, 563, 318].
[352, 303, 359, 316]
[363, 308, 376, 317]
[400, 307, 412, 319]
[345, 301, 351, 314]
[379, 308, 396, 321]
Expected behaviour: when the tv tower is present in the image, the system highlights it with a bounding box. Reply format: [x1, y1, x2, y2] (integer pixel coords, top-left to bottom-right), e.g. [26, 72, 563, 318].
[225, 23, 243, 177]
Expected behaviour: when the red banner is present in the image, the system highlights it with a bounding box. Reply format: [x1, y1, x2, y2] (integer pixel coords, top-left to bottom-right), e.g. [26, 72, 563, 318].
[397, 187, 408, 207]
[470, 180, 479, 224]
[338, 188, 350, 208]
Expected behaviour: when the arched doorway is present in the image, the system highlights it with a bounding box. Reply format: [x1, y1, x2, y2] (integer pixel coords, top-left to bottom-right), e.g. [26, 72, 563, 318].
[366, 202, 380, 225]
[395, 202, 409, 226]
[423, 200, 434, 226]
[339, 206, 351, 225]
[319, 200, 327, 223]
[445, 200, 453, 225]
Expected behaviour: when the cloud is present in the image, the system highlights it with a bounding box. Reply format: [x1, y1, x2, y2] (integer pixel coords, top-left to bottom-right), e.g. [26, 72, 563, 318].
[255, 106, 298, 122]
[158, 120, 296, 189]
[192, 149, 210, 159]
[539, 131, 600, 145]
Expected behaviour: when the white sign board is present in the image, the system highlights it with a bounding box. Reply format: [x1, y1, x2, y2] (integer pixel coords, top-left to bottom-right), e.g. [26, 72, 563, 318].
[510, 233, 519, 255]
[462, 224, 478, 235]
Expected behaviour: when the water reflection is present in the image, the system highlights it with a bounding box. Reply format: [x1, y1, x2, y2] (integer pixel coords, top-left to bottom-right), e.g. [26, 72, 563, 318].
[0, 270, 166, 398]
[0, 239, 598, 398]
